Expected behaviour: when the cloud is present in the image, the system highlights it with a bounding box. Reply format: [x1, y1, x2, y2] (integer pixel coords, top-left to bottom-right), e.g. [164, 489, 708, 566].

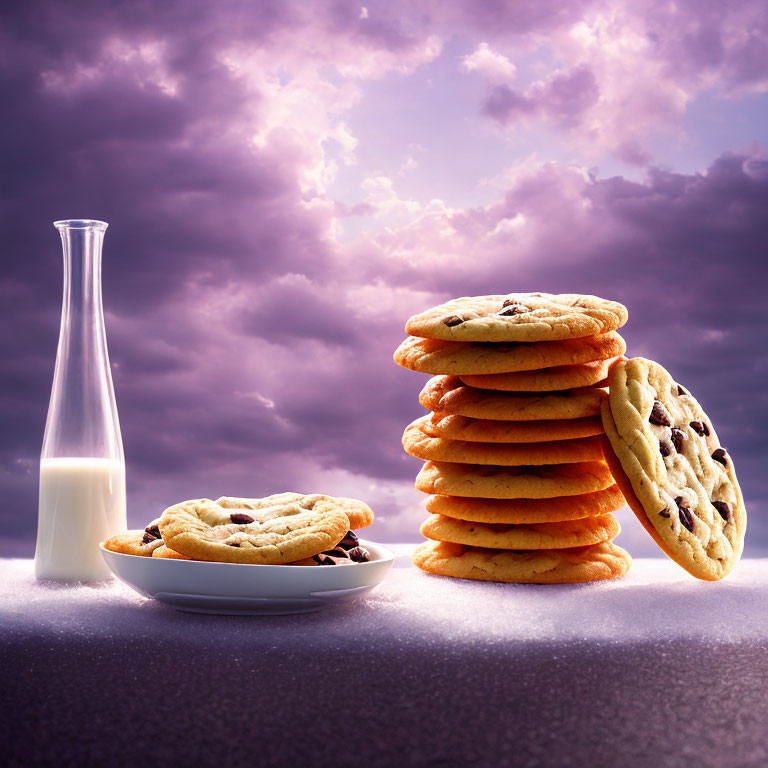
[483, 64, 600, 129]
[460, 0, 768, 163]
[462, 42, 517, 81]
[361, 176, 422, 224]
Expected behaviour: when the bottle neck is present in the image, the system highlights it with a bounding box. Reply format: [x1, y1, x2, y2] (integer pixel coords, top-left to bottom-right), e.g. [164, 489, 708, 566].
[61, 226, 106, 333]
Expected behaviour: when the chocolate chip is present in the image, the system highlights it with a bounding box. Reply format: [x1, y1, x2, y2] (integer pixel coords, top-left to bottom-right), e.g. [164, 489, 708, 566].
[230, 512, 255, 525]
[338, 530, 359, 550]
[658, 508, 671, 518]
[677, 385, 688, 396]
[712, 501, 731, 521]
[142, 525, 161, 544]
[322, 547, 350, 559]
[659, 437, 672, 457]
[712, 448, 728, 467]
[675, 496, 694, 532]
[649, 400, 672, 427]
[313, 553, 337, 565]
[702, 422, 711, 436]
[690, 421, 707, 436]
[228, 542, 240, 547]
[442, 315, 464, 327]
[678, 507, 695, 533]
[498, 302, 528, 317]
[670, 428, 686, 453]
[347, 546, 371, 563]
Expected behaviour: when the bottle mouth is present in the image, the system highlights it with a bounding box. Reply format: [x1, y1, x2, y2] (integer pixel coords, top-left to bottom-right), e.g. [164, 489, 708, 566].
[53, 219, 109, 231]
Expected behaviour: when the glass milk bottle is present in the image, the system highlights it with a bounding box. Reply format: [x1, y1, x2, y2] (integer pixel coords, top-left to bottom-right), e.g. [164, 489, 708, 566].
[35, 220, 126, 582]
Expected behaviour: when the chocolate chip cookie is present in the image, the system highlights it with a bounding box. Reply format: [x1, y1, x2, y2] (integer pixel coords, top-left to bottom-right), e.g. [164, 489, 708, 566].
[394, 332, 626, 376]
[152, 544, 191, 560]
[460, 357, 615, 392]
[425, 412, 605, 443]
[103, 519, 165, 557]
[215, 493, 374, 531]
[403, 416, 605, 465]
[425, 485, 625, 524]
[415, 460, 615, 499]
[405, 293, 628, 342]
[412, 539, 631, 583]
[601, 357, 746, 580]
[420, 512, 620, 550]
[287, 530, 371, 565]
[159, 494, 354, 564]
[420, 376, 606, 420]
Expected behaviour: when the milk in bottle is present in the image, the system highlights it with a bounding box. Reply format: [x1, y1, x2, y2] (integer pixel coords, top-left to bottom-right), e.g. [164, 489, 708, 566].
[36, 220, 126, 582]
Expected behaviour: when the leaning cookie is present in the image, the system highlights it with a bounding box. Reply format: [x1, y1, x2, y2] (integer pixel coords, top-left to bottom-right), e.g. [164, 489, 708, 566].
[601, 357, 746, 581]
[158, 494, 352, 564]
[103, 519, 164, 556]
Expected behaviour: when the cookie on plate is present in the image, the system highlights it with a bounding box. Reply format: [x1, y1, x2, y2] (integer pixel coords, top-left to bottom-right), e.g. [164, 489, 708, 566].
[601, 357, 746, 581]
[420, 513, 620, 549]
[403, 416, 605, 465]
[394, 332, 626, 376]
[425, 413, 605, 443]
[300, 529, 372, 565]
[420, 376, 606, 420]
[425, 484, 625, 524]
[215, 492, 374, 531]
[415, 460, 615, 499]
[405, 293, 628, 342]
[152, 544, 191, 560]
[159, 494, 353, 564]
[412, 539, 631, 583]
[460, 358, 615, 392]
[103, 520, 164, 556]
[154, 529, 369, 564]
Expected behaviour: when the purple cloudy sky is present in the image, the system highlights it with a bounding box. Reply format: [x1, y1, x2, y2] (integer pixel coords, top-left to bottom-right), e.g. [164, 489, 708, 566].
[1, 0, 767, 557]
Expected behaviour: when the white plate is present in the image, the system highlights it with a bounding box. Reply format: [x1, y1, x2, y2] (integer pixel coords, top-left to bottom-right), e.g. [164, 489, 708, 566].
[99, 539, 395, 615]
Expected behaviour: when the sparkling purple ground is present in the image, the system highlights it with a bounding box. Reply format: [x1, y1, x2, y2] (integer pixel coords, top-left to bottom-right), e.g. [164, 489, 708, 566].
[3, 554, 767, 767]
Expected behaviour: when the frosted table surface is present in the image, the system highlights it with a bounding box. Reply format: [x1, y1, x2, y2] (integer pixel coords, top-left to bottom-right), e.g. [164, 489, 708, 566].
[2, 554, 768, 768]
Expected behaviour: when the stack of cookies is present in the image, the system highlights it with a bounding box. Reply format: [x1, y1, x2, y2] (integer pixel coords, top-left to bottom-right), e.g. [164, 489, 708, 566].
[394, 293, 633, 584]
